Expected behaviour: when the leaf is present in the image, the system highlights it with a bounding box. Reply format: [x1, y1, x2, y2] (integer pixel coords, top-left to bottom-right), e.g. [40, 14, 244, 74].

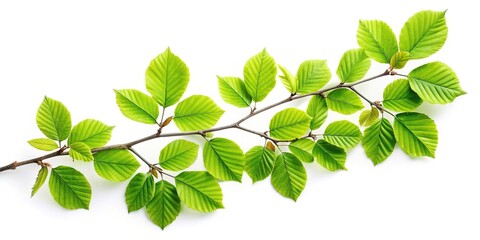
[36, 96, 71, 141]
[408, 62, 465, 104]
[393, 112, 438, 158]
[94, 149, 140, 182]
[326, 88, 363, 115]
[125, 173, 155, 213]
[389, 51, 410, 69]
[173, 95, 224, 131]
[28, 138, 58, 151]
[271, 153, 307, 201]
[114, 89, 159, 124]
[244, 146, 275, 183]
[146, 180, 181, 230]
[278, 65, 296, 93]
[324, 120, 362, 149]
[306, 95, 328, 130]
[336, 48, 371, 83]
[359, 107, 379, 127]
[288, 139, 315, 163]
[383, 79, 423, 111]
[295, 60, 331, 94]
[203, 138, 245, 182]
[175, 171, 224, 213]
[357, 20, 398, 63]
[69, 142, 93, 161]
[68, 119, 114, 148]
[313, 140, 347, 171]
[217, 76, 252, 108]
[399, 10, 448, 59]
[49, 166, 91, 210]
[362, 118, 396, 165]
[31, 167, 48, 197]
[243, 49, 277, 102]
[145, 48, 190, 107]
[269, 108, 311, 140]
[159, 139, 199, 171]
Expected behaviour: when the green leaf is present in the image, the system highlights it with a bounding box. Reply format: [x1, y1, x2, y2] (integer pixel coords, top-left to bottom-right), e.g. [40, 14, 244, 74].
[383, 79, 423, 111]
[68, 119, 114, 148]
[278, 65, 296, 93]
[125, 173, 155, 213]
[336, 48, 371, 83]
[203, 138, 245, 182]
[394, 112, 438, 158]
[359, 107, 379, 127]
[146, 48, 190, 107]
[296, 60, 331, 94]
[159, 139, 199, 171]
[357, 20, 398, 63]
[269, 108, 311, 141]
[94, 149, 140, 182]
[69, 142, 93, 161]
[326, 88, 363, 115]
[271, 153, 307, 201]
[399, 10, 448, 59]
[244, 146, 275, 183]
[175, 171, 224, 213]
[31, 167, 48, 197]
[173, 95, 224, 131]
[217, 76, 252, 108]
[49, 166, 91, 210]
[306, 95, 328, 130]
[288, 139, 315, 163]
[28, 138, 58, 151]
[362, 118, 396, 165]
[243, 49, 277, 102]
[408, 62, 465, 104]
[36, 96, 71, 141]
[114, 89, 159, 124]
[324, 120, 362, 149]
[389, 51, 410, 69]
[146, 180, 181, 230]
[313, 140, 347, 171]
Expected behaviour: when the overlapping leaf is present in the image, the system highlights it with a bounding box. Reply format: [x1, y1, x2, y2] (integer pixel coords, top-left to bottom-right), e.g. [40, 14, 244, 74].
[313, 140, 347, 171]
[357, 20, 398, 63]
[146, 180, 181, 230]
[68, 119, 114, 148]
[28, 138, 58, 151]
[175, 171, 224, 213]
[125, 173, 155, 213]
[159, 139, 199, 171]
[306, 95, 328, 130]
[336, 48, 371, 82]
[244, 49, 277, 102]
[359, 108, 379, 127]
[271, 153, 307, 201]
[49, 166, 91, 210]
[244, 146, 275, 183]
[69, 142, 93, 161]
[203, 138, 244, 182]
[390, 51, 410, 69]
[295, 60, 331, 94]
[217, 76, 252, 108]
[94, 149, 140, 182]
[394, 112, 438, 157]
[383, 79, 423, 111]
[173, 95, 224, 131]
[288, 139, 315, 163]
[114, 89, 159, 124]
[269, 108, 311, 140]
[278, 65, 296, 93]
[362, 118, 396, 165]
[324, 120, 362, 149]
[36, 96, 71, 141]
[326, 88, 363, 114]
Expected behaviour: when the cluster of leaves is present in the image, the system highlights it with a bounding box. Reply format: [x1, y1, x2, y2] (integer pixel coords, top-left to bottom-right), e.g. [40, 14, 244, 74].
[24, 10, 464, 230]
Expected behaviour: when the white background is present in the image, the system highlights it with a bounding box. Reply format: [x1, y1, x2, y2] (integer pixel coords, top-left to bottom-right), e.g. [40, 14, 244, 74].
[1, 0, 479, 239]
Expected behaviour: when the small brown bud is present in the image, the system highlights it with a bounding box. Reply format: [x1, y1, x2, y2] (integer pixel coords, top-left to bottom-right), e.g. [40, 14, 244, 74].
[266, 141, 275, 152]
[161, 116, 173, 127]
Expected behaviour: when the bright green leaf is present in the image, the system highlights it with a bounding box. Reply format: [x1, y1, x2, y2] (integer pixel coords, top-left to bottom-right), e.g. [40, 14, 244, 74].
[36, 96, 71, 141]
[313, 140, 347, 171]
[357, 20, 398, 63]
[324, 120, 362, 149]
[203, 138, 244, 182]
[394, 112, 438, 158]
[175, 171, 224, 213]
[271, 153, 307, 201]
[278, 65, 296, 93]
[269, 108, 311, 140]
[68, 119, 114, 148]
[362, 118, 396, 165]
[306, 95, 328, 130]
[383, 79, 423, 111]
[359, 107, 379, 127]
[146, 180, 181, 230]
[244, 49, 277, 102]
[288, 139, 315, 163]
[389, 51, 410, 69]
[49, 166, 91, 210]
[69, 142, 93, 161]
[244, 146, 275, 183]
[159, 139, 199, 171]
[28, 138, 58, 151]
[217, 76, 252, 108]
[336, 48, 371, 83]
[31, 167, 48, 197]
[296, 60, 331, 94]
[125, 173, 155, 213]
[94, 149, 140, 182]
[114, 89, 159, 124]
[326, 88, 363, 114]
[173, 95, 224, 131]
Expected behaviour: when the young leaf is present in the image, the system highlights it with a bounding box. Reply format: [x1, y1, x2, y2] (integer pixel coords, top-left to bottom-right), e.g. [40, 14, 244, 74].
[49, 166, 91, 210]
[146, 48, 190, 107]
[336, 48, 371, 83]
[69, 142, 93, 161]
[296, 60, 331, 94]
[269, 108, 311, 140]
[313, 140, 347, 171]
[383, 79, 423, 111]
[243, 49, 277, 102]
[362, 118, 396, 165]
[306, 95, 328, 130]
[244, 146, 275, 183]
[173, 95, 224, 131]
[175, 171, 224, 213]
[357, 20, 398, 63]
[28, 138, 58, 151]
[278, 65, 296, 93]
[399, 10, 448, 59]
[217, 76, 252, 108]
[68, 119, 114, 148]
[31, 167, 48, 197]
[359, 107, 379, 127]
[36, 96, 71, 141]
[324, 120, 362, 149]
[408, 62, 465, 104]
[271, 153, 307, 201]
[125, 173, 155, 213]
[326, 88, 363, 114]
[288, 139, 315, 163]
[146, 180, 181, 230]
[94, 149, 140, 182]
[114, 89, 159, 124]
[203, 138, 245, 182]
[159, 139, 199, 171]
[389, 51, 410, 69]
[394, 112, 438, 158]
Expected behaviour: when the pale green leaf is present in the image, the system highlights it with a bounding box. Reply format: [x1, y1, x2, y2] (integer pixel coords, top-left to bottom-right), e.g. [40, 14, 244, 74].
[31, 167, 48, 197]
[68, 119, 114, 148]
[217, 76, 252, 108]
[175, 171, 224, 213]
[306, 95, 328, 130]
[288, 139, 315, 163]
[394, 112, 438, 158]
[203, 138, 245, 182]
[269, 108, 311, 140]
[389, 51, 410, 69]
[36, 96, 71, 141]
[28, 138, 58, 151]
[146, 180, 181, 230]
[326, 89, 364, 114]
[94, 149, 140, 182]
[114, 89, 159, 124]
[362, 118, 396, 165]
[244, 49, 277, 102]
[125, 173, 155, 213]
[313, 140, 347, 171]
[49, 166, 91, 210]
[359, 107, 379, 127]
[244, 146, 275, 183]
[324, 120, 362, 149]
[159, 139, 199, 171]
[69, 142, 93, 161]
[336, 48, 371, 83]
[296, 60, 331, 94]
[173, 95, 224, 131]
[271, 153, 307, 201]
[383, 79, 423, 111]
[278, 65, 296, 93]
[357, 20, 398, 63]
